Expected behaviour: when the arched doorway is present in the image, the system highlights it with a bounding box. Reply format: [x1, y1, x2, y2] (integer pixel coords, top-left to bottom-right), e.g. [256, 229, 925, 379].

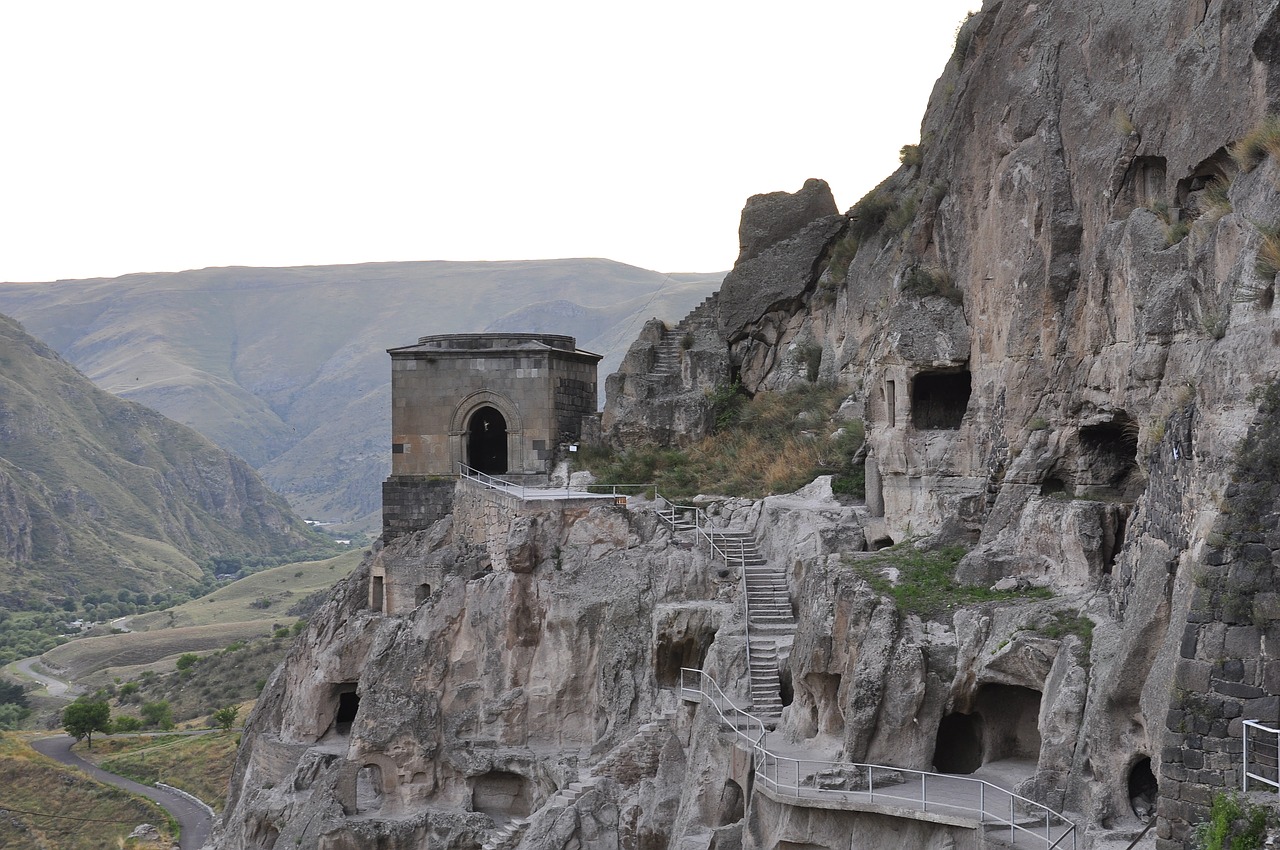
[467, 406, 507, 474]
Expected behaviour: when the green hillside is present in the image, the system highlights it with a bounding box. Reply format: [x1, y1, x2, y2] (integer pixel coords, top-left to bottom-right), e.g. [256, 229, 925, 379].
[0, 260, 723, 530]
[0, 314, 328, 610]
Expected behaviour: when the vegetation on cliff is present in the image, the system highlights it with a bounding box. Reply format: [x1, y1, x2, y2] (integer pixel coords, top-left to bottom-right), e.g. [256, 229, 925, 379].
[577, 383, 863, 499]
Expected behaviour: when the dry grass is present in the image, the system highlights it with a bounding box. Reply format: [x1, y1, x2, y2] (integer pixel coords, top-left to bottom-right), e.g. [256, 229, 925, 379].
[42, 621, 275, 681]
[128, 551, 360, 631]
[1231, 115, 1280, 172]
[0, 732, 174, 849]
[578, 384, 864, 500]
[78, 730, 241, 814]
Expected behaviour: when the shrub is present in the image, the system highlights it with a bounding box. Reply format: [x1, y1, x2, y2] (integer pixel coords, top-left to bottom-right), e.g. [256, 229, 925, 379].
[111, 715, 143, 733]
[175, 653, 199, 671]
[899, 144, 922, 168]
[901, 265, 963, 305]
[1200, 178, 1232, 220]
[141, 700, 174, 730]
[1230, 114, 1280, 173]
[1193, 791, 1271, 850]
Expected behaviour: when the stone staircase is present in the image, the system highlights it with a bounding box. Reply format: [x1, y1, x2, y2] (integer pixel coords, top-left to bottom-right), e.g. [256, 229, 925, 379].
[711, 529, 796, 721]
[589, 717, 672, 786]
[651, 293, 719, 378]
[480, 718, 673, 850]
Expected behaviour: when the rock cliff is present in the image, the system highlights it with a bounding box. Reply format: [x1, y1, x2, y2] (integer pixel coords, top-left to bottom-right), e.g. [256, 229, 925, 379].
[217, 1, 1280, 848]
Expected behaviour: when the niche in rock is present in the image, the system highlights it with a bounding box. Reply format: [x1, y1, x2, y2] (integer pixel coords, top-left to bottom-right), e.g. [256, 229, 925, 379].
[1077, 414, 1140, 500]
[1117, 156, 1168, 215]
[975, 684, 1042, 763]
[470, 770, 532, 819]
[1129, 756, 1158, 820]
[356, 764, 384, 813]
[371, 575, 384, 612]
[717, 779, 745, 826]
[415, 583, 431, 606]
[330, 685, 360, 736]
[655, 625, 718, 687]
[911, 370, 971, 430]
[933, 711, 985, 774]
[1176, 147, 1234, 213]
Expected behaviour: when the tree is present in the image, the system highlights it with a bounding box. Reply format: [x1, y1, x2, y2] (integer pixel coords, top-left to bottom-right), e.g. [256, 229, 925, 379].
[62, 700, 111, 748]
[212, 705, 240, 731]
[140, 700, 174, 730]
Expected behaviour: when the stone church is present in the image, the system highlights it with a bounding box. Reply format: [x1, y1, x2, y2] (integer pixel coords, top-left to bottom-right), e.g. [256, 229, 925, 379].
[381, 332, 601, 538]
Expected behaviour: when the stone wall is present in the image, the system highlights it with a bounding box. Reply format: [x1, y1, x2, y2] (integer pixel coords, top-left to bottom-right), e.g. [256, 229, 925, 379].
[381, 476, 455, 542]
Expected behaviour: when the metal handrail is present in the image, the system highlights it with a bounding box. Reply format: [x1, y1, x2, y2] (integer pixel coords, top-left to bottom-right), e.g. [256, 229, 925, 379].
[682, 666, 1077, 850]
[457, 462, 530, 499]
[1243, 719, 1280, 793]
[679, 668, 767, 747]
[657, 494, 757, 705]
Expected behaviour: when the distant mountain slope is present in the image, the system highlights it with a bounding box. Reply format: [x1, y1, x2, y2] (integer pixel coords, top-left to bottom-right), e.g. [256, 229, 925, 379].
[0, 260, 723, 529]
[0, 313, 321, 609]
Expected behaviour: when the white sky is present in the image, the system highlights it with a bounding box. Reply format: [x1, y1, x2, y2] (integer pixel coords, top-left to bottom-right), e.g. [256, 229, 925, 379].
[0, 1, 979, 283]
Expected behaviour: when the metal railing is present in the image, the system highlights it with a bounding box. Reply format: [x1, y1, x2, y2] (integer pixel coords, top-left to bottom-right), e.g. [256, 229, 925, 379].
[458, 464, 643, 501]
[1244, 719, 1280, 793]
[679, 667, 767, 747]
[680, 666, 1077, 850]
[658, 495, 758, 705]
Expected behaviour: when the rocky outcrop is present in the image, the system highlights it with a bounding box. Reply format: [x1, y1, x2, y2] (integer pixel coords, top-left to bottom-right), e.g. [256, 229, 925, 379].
[220, 2, 1280, 849]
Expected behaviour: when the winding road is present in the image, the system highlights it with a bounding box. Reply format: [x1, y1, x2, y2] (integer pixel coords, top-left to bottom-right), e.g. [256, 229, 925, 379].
[12, 656, 78, 697]
[32, 736, 213, 850]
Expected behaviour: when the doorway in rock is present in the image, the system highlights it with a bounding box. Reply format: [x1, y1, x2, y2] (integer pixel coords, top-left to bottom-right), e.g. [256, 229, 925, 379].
[467, 406, 507, 475]
[1129, 756, 1158, 819]
[933, 711, 985, 774]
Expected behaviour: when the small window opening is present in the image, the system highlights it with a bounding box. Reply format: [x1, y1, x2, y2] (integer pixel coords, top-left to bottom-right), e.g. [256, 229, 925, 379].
[911, 370, 972, 430]
[415, 583, 431, 606]
[371, 576, 384, 612]
[1129, 756, 1158, 821]
[885, 380, 897, 427]
[779, 668, 794, 708]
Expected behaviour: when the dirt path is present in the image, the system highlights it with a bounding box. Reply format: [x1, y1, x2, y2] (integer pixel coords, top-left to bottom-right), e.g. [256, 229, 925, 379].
[31, 735, 213, 850]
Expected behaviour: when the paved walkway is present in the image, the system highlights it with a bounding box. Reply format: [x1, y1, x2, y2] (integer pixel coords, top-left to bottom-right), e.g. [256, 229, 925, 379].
[32, 735, 213, 850]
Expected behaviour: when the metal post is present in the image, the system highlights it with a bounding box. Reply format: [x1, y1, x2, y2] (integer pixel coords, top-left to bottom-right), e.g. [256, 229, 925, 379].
[980, 782, 985, 822]
[869, 766, 874, 801]
[921, 772, 926, 811]
[1010, 796, 1015, 844]
[1243, 721, 1251, 792]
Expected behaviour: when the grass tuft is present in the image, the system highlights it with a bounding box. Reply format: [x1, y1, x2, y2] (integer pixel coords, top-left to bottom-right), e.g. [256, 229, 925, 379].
[1230, 114, 1280, 173]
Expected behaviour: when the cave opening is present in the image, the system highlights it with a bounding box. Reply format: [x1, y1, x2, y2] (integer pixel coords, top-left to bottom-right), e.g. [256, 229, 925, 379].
[779, 668, 794, 708]
[654, 626, 717, 687]
[975, 684, 1042, 763]
[911, 370, 972, 430]
[470, 770, 532, 818]
[333, 687, 360, 735]
[1078, 414, 1140, 499]
[415, 583, 431, 606]
[933, 711, 985, 774]
[1129, 756, 1158, 820]
[1040, 475, 1067, 497]
[467, 406, 508, 475]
